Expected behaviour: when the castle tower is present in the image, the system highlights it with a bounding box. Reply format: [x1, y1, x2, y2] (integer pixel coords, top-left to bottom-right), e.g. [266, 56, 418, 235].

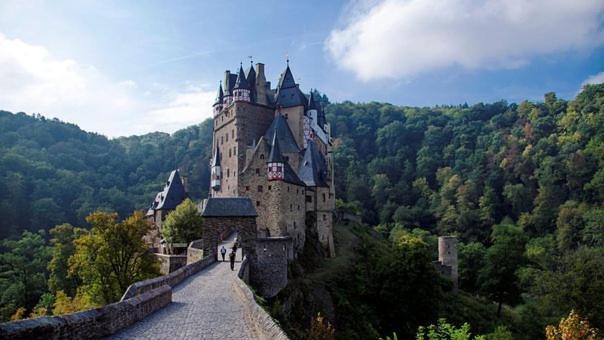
[233, 65, 251, 102]
[267, 131, 285, 181]
[254, 63, 268, 106]
[223, 70, 233, 106]
[438, 236, 459, 290]
[210, 145, 221, 190]
[213, 82, 223, 116]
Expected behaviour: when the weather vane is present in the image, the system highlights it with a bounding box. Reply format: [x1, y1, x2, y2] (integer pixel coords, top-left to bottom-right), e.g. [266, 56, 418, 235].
[248, 55, 253, 64]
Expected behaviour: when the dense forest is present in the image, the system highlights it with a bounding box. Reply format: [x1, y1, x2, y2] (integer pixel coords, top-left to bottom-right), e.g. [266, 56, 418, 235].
[0, 84, 603, 338]
[0, 111, 213, 239]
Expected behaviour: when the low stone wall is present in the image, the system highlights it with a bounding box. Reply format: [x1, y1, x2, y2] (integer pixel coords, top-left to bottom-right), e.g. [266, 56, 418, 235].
[155, 253, 188, 274]
[187, 239, 204, 265]
[232, 277, 288, 340]
[121, 255, 215, 301]
[0, 285, 171, 340]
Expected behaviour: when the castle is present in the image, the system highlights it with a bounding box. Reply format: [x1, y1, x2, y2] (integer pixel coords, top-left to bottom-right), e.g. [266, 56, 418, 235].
[209, 61, 336, 257]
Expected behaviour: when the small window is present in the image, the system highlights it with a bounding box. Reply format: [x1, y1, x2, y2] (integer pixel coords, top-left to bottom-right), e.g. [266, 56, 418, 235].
[306, 195, 312, 202]
[296, 188, 299, 194]
[258, 185, 263, 192]
[227, 168, 230, 177]
[323, 214, 327, 221]
[256, 201, 260, 207]
[268, 185, 272, 191]
[290, 204, 293, 212]
[233, 146, 236, 155]
[255, 168, 260, 175]
[232, 129, 234, 138]
[294, 221, 297, 229]
[246, 186, 250, 191]
[297, 204, 300, 211]
[229, 149, 231, 157]
[287, 186, 290, 192]
[322, 193, 326, 202]
[226, 134, 228, 142]
[221, 136, 224, 145]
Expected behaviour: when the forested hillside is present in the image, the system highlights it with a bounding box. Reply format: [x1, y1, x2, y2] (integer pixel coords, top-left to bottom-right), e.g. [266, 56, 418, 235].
[0, 85, 603, 337]
[0, 111, 212, 238]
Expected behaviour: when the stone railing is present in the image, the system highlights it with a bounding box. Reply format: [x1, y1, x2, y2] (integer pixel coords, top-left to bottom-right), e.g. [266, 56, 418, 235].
[121, 254, 215, 301]
[155, 253, 188, 274]
[0, 285, 171, 340]
[232, 276, 288, 340]
[187, 239, 204, 264]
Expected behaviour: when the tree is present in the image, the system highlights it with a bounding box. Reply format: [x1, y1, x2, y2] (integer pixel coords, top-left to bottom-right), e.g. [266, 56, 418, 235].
[48, 224, 85, 297]
[479, 224, 527, 317]
[162, 198, 204, 246]
[0, 230, 50, 321]
[545, 310, 599, 340]
[68, 211, 159, 305]
[458, 242, 487, 293]
[416, 319, 485, 340]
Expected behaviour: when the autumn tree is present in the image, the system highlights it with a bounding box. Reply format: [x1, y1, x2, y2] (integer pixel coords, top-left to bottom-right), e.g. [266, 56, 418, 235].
[48, 224, 86, 297]
[69, 211, 159, 305]
[545, 310, 599, 340]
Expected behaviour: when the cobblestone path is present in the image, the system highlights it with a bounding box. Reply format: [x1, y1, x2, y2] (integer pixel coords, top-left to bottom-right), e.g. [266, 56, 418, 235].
[110, 234, 257, 340]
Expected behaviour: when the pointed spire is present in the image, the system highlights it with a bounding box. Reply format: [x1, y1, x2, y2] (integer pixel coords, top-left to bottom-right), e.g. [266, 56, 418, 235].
[211, 145, 221, 167]
[268, 130, 285, 163]
[278, 64, 296, 90]
[308, 89, 319, 111]
[214, 81, 224, 105]
[234, 64, 250, 90]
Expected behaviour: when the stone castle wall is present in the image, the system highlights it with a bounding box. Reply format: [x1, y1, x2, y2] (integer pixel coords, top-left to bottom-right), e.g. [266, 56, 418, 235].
[250, 237, 291, 298]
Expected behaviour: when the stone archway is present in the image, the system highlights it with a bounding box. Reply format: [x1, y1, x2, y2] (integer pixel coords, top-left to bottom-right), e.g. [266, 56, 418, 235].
[199, 198, 258, 261]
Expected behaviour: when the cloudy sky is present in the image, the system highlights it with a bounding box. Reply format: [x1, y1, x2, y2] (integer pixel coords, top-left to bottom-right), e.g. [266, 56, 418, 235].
[1, 0, 603, 137]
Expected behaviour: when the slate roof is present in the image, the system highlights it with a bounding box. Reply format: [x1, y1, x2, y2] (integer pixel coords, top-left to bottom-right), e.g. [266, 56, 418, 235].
[214, 82, 223, 105]
[268, 131, 285, 163]
[200, 197, 257, 217]
[211, 145, 221, 167]
[307, 90, 320, 111]
[283, 161, 305, 186]
[234, 65, 250, 90]
[298, 140, 329, 187]
[246, 64, 256, 102]
[151, 170, 188, 211]
[224, 72, 238, 96]
[275, 65, 307, 108]
[264, 114, 300, 154]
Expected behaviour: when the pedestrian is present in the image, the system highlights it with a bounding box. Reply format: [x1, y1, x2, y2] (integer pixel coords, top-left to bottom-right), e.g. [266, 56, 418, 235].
[220, 246, 227, 262]
[229, 251, 236, 271]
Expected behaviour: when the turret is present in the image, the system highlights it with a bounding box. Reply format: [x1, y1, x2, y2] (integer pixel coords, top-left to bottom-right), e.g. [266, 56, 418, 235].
[233, 64, 251, 102]
[438, 236, 458, 291]
[246, 63, 256, 103]
[211, 145, 221, 191]
[213, 82, 224, 116]
[267, 131, 285, 181]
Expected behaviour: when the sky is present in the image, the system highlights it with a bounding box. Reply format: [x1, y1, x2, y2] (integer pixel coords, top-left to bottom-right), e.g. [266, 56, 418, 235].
[1, 0, 603, 137]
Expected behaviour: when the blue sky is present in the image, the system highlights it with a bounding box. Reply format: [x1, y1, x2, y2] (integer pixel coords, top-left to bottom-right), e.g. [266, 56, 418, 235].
[1, 0, 603, 136]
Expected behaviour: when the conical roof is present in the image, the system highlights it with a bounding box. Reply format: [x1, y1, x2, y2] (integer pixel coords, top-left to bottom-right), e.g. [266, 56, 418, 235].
[275, 64, 307, 107]
[211, 145, 221, 167]
[234, 65, 250, 90]
[308, 90, 320, 111]
[268, 131, 285, 163]
[214, 82, 223, 105]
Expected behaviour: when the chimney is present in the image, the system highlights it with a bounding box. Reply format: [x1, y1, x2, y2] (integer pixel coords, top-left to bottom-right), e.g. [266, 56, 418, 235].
[255, 63, 268, 105]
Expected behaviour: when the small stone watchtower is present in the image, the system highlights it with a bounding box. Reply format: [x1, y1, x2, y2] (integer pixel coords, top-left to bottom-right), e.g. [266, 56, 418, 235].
[437, 236, 458, 291]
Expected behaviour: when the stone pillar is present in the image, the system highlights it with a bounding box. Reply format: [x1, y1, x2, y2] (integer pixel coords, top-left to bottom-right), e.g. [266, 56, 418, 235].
[438, 236, 458, 291]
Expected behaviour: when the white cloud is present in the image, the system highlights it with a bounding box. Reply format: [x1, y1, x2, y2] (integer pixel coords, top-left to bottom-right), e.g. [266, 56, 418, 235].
[582, 71, 604, 86]
[0, 33, 214, 137]
[326, 0, 604, 81]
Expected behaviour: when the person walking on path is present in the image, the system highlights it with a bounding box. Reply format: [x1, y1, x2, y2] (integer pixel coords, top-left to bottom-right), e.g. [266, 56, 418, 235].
[220, 246, 227, 262]
[229, 251, 236, 271]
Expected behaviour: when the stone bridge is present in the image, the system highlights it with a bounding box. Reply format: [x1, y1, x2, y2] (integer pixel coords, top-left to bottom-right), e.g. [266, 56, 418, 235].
[0, 234, 288, 340]
[111, 234, 285, 340]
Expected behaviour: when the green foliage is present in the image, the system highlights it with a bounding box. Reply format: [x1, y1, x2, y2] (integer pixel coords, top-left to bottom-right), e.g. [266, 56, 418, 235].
[416, 319, 485, 340]
[0, 230, 51, 321]
[161, 198, 203, 245]
[68, 211, 160, 305]
[48, 224, 86, 297]
[479, 224, 527, 316]
[0, 111, 212, 239]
